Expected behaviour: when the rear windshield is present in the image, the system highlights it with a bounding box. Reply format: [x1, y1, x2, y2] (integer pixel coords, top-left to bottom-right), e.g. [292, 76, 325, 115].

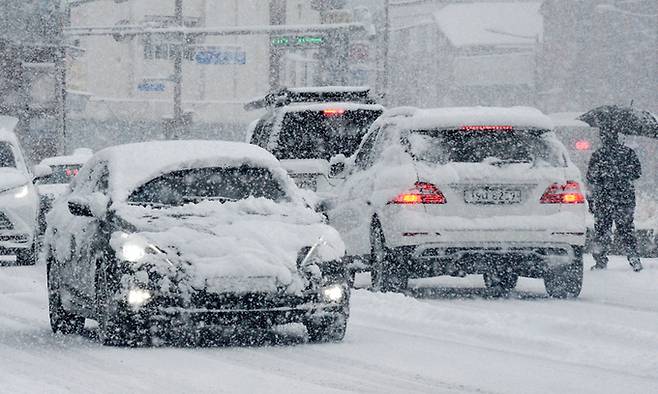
[0, 142, 16, 168]
[128, 166, 288, 206]
[274, 109, 382, 160]
[36, 165, 81, 185]
[406, 129, 563, 166]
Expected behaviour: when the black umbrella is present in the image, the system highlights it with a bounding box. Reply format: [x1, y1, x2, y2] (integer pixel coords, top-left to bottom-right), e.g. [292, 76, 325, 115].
[578, 105, 658, 138]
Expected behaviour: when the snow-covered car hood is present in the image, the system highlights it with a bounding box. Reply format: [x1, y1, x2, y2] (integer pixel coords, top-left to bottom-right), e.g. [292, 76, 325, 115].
[113, 198, 345, 295]
[280, 159, 330, 176]
[0, 168, 30, 193]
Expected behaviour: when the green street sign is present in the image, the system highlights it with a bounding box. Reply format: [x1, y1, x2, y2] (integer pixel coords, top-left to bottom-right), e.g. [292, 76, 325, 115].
[272, 35, 324, 47]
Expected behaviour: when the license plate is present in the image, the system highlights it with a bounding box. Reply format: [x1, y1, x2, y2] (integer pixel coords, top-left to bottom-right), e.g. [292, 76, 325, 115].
[464, 188, 522, 204]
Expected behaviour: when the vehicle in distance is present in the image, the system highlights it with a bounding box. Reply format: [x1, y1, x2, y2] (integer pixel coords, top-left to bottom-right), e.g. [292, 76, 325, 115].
[245, 86, 384, 195]
[0, 116, 51, 265]
[43, 140, 349, 346]
[326, 107, 587, 298]
[36, 148, 93, 234]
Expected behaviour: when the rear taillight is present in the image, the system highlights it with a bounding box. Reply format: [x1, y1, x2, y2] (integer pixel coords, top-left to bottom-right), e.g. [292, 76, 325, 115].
[540, 181, 585, 204]
[575, 140, 591, 151]
[391, 182, 446, 205]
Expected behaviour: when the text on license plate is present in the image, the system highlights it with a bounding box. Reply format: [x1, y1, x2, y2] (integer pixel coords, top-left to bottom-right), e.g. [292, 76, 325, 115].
[464, 188, 522, 204]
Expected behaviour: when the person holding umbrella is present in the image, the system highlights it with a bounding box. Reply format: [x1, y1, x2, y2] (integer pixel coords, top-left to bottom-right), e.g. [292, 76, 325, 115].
[586, 128, 643, 271]
[580, 105, 657, 271]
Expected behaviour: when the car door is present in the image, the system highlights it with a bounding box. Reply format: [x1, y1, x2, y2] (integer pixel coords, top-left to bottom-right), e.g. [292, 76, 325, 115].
[328, 126, 382, 257]
[61, 161, 109, 306]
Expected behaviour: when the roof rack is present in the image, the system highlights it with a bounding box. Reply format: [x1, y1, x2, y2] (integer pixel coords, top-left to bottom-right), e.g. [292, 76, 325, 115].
[244, 86, 377, 111]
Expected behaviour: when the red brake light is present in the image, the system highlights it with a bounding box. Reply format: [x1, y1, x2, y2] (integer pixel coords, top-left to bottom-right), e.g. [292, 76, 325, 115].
[540, 181, 585, 204]
[323, 108, 345, 117]
[461, 125, 514, 131]
[575, 140, 591, 151]
[391, 182, 446, 205]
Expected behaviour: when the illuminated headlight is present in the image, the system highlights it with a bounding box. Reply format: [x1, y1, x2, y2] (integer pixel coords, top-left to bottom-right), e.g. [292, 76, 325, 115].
[121, 242, 147, 262]
[321, 284, 345, 303]
[14, 185, 29, 198]
[127, 288, 152, 306]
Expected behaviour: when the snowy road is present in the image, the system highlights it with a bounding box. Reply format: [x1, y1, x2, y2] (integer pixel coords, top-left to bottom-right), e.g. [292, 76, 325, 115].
[1, 255, 657, 394]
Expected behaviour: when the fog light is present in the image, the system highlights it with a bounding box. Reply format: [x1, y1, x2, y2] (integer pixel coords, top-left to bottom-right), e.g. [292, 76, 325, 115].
[322, 284, 344, 303]
[127, 288, 152, 306]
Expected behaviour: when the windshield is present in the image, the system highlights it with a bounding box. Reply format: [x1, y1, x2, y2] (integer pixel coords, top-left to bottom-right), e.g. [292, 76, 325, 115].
[274, 109, 382, 160]
[406, 129, 563, 166]
[35, 164, 81, 185]
[127, 166, 288, 206]
[0, 142, 16, 168]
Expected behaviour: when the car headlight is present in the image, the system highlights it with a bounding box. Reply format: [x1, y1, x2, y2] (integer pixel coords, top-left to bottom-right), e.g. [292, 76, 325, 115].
[321, 283, 345, 303]
[121, 242, 148, 262]
[127, 288, 152, 306]
[13, 185, 29, 198]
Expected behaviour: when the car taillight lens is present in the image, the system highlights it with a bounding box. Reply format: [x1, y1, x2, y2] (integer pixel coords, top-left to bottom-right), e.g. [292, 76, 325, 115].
[575, 140, 591, 151]
[540, 181, 585, 204]
[391, 182, 446, 205]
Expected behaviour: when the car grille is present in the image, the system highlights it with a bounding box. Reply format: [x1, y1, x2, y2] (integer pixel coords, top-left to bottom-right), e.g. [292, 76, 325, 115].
[0, 212, 13, 230]
[191, 290, 306, 311]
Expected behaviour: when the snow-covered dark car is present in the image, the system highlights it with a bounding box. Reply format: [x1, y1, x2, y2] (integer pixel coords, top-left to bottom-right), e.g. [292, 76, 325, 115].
[245, 86, 384, 195]
[43, 140, 349, 346]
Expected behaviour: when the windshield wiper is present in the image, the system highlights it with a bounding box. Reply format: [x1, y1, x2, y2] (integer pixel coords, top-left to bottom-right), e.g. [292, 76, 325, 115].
[485, 158, 531, 167]
[181, 196, 238, 204]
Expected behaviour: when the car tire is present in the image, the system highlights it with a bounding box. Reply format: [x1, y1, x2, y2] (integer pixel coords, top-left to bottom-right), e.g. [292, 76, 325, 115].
[370, 223, 408, 293]
[544, 246, 584, 299]
[96, 264, 149, 347]
[305, 309, 348, 343]
[16, 241, 37, 266]
[47, 258, 85, 335]
[483, 270, 518, 294]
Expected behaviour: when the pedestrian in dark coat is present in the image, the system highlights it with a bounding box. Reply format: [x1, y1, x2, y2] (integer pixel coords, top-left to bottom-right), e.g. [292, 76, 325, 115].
[586, 129, 643, 271]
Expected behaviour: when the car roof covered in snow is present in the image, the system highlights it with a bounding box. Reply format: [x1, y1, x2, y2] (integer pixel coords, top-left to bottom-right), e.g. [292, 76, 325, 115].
[88, 140, 284, 202]
[40, 148, 94, 167]
[0, 116, 20, 144]
[387, 106, 554, 131]
[434, 2, 543, 48]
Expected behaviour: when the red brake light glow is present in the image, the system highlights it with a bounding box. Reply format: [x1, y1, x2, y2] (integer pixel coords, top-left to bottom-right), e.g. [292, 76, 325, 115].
[540, 181, 585, 204]
[461, 125, 514, 131]
[323, 108, 346, 117]
[391, 182, 446, 205]
[575, 140, 591, 151]
[65, 168, 79, 177]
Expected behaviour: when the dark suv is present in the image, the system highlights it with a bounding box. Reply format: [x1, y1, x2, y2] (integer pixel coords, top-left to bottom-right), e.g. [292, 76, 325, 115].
[245, 87, 384, 194]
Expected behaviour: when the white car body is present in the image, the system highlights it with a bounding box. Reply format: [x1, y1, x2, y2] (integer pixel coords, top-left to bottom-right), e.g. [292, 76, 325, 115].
[0, 116, 43, 264]
[327, 107, 588, 296]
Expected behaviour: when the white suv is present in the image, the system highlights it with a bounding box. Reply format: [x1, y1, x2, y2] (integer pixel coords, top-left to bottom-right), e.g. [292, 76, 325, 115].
[0, 116, 51, 264]
[326, 107, 587, 298]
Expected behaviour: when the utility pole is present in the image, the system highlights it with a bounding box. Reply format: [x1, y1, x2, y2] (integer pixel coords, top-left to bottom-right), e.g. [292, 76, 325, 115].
[269, 0, 286, 91]
[170, 0, 184, 139]
[381, 0, 390, 105]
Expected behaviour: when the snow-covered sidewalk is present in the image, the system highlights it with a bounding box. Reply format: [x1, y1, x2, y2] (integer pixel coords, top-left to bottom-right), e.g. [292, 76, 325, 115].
[1, 255, 656, 393]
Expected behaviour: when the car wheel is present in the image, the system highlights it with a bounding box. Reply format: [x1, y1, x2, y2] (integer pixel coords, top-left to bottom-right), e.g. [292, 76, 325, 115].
[370, 223, 408, 293]
[483, 270, 518, 295]
[16, 240, 37, 266]
[47, 258, 85, 335]
[305, 309, 348, 343]
[544, 246, 584, 299]
[96, 264, 149, 347]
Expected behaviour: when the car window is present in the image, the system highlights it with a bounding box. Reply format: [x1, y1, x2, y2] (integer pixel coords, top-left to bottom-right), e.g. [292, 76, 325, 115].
[128, 166, 288, 206]
[35, 165, 82, 185]
[354, 126, 381, 170]
[273, 108, 382, 160]
[250, 114, 275, 147]
[0, 142, 16, 168]
[406, 129, 564, 167]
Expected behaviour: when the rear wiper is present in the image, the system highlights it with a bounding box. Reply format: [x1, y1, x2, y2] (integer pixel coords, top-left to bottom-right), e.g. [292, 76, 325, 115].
[486, 158, 531, 167]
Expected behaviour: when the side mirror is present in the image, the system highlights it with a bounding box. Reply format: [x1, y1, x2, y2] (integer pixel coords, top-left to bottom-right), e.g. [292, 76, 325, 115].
[329, 154, 347, 178]
[32, 164, 52, 181]
[68, 193, 110, 219]
[68, 198, 93, 217]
